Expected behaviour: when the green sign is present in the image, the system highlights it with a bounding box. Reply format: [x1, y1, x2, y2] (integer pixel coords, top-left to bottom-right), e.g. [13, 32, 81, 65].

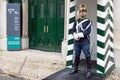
[7, 36, 21, 50]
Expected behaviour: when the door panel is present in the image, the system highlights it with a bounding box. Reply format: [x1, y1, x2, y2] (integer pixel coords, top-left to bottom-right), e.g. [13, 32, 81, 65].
[46, 0, 57, 51]
[29, 0, 37, 48]
[37, 0, 47, 50]
[56, 0, 64, 52]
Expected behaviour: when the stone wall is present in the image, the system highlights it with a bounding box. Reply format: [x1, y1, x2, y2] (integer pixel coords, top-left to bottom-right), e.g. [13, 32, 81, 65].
[22, 0, 28, 38]
[114, 0, 120, 68]
[21, 0, 29, 49]
[0, 0, 7, 50]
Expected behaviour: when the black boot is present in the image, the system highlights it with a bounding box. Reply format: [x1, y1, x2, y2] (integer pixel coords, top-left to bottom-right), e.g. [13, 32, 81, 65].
[86, 57, 91, 78]
[69, 56, 80, 75]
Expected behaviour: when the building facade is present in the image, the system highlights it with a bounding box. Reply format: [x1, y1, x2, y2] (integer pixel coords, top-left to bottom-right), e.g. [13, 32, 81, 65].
[0, 0, 120, 74]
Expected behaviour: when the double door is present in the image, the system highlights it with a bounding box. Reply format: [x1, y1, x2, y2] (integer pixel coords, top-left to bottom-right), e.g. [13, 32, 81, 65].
[29, 0, 64, 52]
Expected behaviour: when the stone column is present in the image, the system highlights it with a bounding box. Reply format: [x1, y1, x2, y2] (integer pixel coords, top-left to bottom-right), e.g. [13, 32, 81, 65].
[21, 0, 29, 49]
[114, 0, 120, 68]
[62, 0, 70, 58]
[0, 0, 7, 50]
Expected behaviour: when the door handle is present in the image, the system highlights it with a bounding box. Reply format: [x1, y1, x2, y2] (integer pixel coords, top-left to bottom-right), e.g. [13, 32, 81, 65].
[44, 26, 46, 33]
[47, 26, 48, 33]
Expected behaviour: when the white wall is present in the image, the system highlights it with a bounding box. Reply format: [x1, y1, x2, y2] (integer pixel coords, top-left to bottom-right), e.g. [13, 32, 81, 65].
[114, 0, 120, 68]
[0, 0, 7, 50]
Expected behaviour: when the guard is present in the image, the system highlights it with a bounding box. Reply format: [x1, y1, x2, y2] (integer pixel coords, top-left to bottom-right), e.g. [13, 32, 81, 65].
[70, 4, 92, 78]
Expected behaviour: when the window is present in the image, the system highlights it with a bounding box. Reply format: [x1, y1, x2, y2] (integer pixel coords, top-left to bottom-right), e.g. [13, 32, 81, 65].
[50, 2, 53, 18]
[40, 3, 44, 18]
[60, 4, 64, 18]
[31, 6, 34, 18]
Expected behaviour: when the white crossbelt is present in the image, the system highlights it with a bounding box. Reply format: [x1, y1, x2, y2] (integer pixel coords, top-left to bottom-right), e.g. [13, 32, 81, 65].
[76, 19, 91, 33]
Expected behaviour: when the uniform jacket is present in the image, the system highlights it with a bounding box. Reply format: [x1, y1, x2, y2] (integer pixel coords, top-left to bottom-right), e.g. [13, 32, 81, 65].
[72, 18, 91, 45]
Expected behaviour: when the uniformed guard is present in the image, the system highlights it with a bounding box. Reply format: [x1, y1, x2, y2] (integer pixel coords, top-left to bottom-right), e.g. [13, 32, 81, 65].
[70, 4, 92, 78]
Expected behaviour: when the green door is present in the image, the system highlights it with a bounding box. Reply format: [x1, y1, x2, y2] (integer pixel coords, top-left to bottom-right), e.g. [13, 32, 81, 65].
[37, 0, 47, 50]
[29, 0, 64, 52]
[28, 0, 38, 49]
[56, 0, 64, 52]
[45, 0, 57, 51]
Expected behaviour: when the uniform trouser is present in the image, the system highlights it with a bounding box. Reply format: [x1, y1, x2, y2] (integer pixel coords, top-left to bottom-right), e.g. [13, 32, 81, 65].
[74, 44, 91, 70]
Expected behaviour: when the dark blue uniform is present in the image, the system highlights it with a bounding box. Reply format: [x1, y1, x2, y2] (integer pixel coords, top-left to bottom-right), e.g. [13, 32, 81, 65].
[72, 18, 91, 57]
[70, 4, 92, 77]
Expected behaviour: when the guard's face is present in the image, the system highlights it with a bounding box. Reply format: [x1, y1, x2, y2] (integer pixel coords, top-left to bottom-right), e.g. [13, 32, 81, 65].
[80, 11, 87, 18]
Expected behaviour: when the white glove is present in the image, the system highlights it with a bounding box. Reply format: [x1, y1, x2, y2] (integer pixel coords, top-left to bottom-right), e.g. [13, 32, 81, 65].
[77, 32, 84, 38]
[73, 33, 79, 40]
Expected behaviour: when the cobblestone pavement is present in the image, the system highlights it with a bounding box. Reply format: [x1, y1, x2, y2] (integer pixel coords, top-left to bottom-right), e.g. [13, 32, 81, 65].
[106, 68, 120, 80]
[0, 50, 119, 80]
[0, 50, 65, 80]
[0, 74, 29, 80]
